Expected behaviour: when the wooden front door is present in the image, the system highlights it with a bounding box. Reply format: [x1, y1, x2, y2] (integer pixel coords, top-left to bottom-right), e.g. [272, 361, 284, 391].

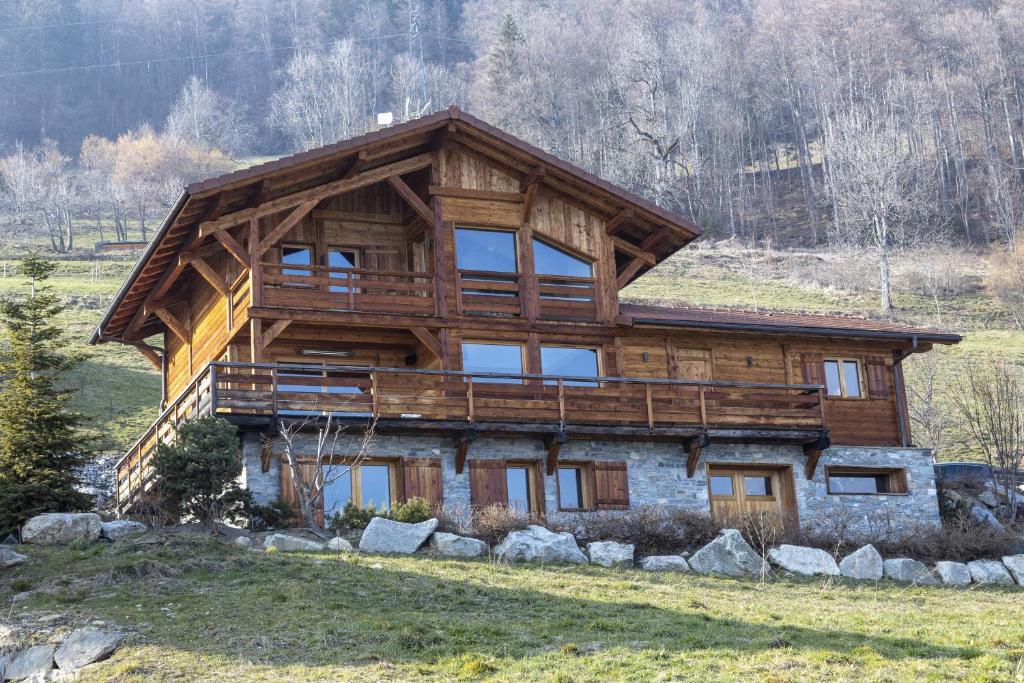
[706, 464, 796, 524]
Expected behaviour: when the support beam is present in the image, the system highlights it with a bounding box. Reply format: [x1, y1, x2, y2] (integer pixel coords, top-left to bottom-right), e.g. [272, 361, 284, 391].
[409, 327, 442, 360]
[257, 200, 318, 257]
[604, 208, 634, 235]
[611, 236, 656, 265]
[803, 432, 831, 480]
[454, 429, 477, 474]
[544, 430, 569, 475]
[519, 166, 545, 222]
[247, 180, 271, 209]
[616, 257, 647, 289]
[684, 433, 710, 478]
[189, 257, 230, 296]
[250, 318, 264, 363]
[213, 229, 251, 269]
[137, 344, 162, 371]
[338, 151, 369, 181]
[640, 227, 672, 251]
[154, 307, 189, 344]
[387, 175, 434, 226]
[262, 319, 292, 348]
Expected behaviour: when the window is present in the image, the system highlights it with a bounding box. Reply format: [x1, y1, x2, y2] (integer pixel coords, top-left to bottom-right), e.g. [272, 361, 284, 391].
[743, 476, 773, 497]
[322, 461, 397, 523]
[826, 467, 908, 495]
[469, 459, 544, 514]
[824, 358, 863, 398]
[533, 238, 593, 278]
[540, 346, 600, 386]
[327, 248, 359, 293]
[455, 228, 518, 273]
[461, 342, 524, 383]
[281, 244, 313, 278]
[710, 475, 734, 497]
[506, 466, 533, 512]
[556, 464, 596, 511]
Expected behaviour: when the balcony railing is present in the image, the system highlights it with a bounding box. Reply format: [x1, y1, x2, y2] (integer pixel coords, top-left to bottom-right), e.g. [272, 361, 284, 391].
[261, 263, 436, 315]
[114, 361, 826, 514]
[456, 269, 598, 320]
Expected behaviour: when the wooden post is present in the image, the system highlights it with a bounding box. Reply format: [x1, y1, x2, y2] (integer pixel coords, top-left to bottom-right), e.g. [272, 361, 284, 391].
[248, 218, 263, 307]
[698, 385, 707, 427]
[271, 367, 279, 422]
[466, 376, 475, 423]
[250, 319, 264, 363]
[645, 383, 654, 431]
[818, 388, 827, 428]
[557, 378, 566, 427]
[371, 370, 380, 418]
[209, 365, 219, 414]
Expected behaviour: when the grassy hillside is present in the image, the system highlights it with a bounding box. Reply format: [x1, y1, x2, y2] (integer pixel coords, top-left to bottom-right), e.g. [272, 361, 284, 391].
[2, 536, 1022, 682]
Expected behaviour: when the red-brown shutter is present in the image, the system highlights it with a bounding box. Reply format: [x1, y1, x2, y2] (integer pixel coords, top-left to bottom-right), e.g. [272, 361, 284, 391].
[865, 357, 890, 399]
[800, 352, 826, 387]
[594, 461, 630, 510]
[403, 457, 443, 507]
[469, 460, 508, 507]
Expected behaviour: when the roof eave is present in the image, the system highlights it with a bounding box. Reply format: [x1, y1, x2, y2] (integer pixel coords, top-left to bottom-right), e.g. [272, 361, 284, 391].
[631, 317, 962, 345]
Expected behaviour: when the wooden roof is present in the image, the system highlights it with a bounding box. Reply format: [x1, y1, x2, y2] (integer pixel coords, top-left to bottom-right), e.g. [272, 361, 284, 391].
[92, 106, 700, 343]
[620, 303, 962, 344]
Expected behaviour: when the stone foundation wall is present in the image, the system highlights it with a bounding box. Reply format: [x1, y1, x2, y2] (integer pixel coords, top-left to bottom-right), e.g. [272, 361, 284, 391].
[240, 430, 940, 531]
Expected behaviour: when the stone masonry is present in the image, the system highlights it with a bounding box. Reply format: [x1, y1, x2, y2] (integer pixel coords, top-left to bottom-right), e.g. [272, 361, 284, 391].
[240, 431, 940, 532]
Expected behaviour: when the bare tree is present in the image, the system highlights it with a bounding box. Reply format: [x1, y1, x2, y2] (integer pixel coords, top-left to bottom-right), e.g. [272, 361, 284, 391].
[903, 350, 953, 456]
[165, 76, 253, 157]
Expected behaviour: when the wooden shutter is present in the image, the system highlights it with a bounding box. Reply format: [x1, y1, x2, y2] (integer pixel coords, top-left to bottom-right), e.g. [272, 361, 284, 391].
[594, 461, 630, 510]
[469, 460, 508, 507]
[403, 457, 443, 507]
[800, 352, 826, 387]
[865, 357, 890, 399]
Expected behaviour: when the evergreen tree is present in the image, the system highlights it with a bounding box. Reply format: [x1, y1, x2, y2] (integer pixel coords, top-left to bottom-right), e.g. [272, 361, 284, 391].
[0, 254, 92, 535]
[483, 15, 525, 130]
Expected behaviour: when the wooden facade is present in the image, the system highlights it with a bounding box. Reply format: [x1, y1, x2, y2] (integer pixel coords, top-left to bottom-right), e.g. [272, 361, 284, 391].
[93, 108, 959, 514]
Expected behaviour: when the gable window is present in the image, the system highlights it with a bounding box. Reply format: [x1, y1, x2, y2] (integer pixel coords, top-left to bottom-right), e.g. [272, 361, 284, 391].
[540, 346, 600, 386]
[327, 247, 359, 293]
[455, 227, 518, 273]
[461, 342, 524, 383]
[826, 467, 908, 495]
[533, 238, 593, 278]
[322, 461, 398, 522]
[823, 358, 863, 398]
[281, 244, 313, 279]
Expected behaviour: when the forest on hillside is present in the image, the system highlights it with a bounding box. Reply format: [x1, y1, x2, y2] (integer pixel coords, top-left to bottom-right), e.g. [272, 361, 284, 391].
[0, 0, 1023, 314]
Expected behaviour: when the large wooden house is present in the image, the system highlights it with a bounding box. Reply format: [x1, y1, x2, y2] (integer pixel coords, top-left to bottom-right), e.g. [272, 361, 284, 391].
[93, 107, 960, 529]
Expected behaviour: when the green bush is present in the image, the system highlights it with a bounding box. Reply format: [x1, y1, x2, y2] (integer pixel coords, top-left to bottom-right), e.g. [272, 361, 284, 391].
[152, 416, 245, 525]
[331, 502, 385, 530]
[392, 497, 432, 524]
[249, 498, 299, 531]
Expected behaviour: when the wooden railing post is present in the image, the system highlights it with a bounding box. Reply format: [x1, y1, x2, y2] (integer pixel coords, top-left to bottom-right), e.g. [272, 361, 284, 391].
[557, 378, 566, 428]
[698, 385, 708, 428]
[209, 365, 218, 415]
[271, 367, 279, 421]
[645, 382, 654, 431]
[466, 376, 475, 424]
[371, 370, 380, 418]
[818, 388, 827, 428]
[348, 276, 355, 311]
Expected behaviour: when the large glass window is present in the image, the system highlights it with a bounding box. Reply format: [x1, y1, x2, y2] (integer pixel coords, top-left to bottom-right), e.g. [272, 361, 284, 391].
[827, 468, 906, 495]
[533, 238, 593, 278]
[360, 465, 392, 511]
[323, 462, 395, 525]
[455, 228, 518, 272]
[506, 466, 532, 512]
[461, 342, 524, 383]
[323, 468, 353, 520]
[824, 358, 863, 398]
[540, 346, 599, 386]
[281, 244, 313, 278]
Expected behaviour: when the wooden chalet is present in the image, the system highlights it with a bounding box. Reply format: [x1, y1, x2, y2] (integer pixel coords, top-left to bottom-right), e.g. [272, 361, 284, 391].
[94, 106, 960, 526]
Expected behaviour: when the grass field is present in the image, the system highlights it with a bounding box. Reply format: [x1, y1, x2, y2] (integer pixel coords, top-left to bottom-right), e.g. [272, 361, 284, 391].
[2, 535, 1022, 682]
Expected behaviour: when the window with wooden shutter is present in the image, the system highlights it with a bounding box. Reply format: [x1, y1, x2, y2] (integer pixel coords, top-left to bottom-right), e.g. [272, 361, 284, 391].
[800, 352, 826, 387]
[469, 459, 508, 507]
[594, 461, 630, 510]
[403, 457, 443, 507]
[865, 358, 890, 399]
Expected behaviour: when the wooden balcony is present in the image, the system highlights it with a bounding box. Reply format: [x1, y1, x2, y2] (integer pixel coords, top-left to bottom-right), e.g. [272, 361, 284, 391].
[259, 262, 437, 316]
[114, 361, 828, 514]
[456, 269, 598, 321]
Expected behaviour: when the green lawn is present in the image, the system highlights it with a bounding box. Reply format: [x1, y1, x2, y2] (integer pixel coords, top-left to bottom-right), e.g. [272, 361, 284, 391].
[2, 536, 1022, 682]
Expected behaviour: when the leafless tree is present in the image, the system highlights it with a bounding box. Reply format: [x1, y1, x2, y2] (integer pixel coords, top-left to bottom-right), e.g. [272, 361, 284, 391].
[903, 350, 953, 457]
[165, 76, 253, 157]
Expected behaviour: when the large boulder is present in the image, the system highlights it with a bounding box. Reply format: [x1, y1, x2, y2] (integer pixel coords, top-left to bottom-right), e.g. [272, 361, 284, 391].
[586, 541, 634, 568]
[883, 558, 938, 585]
[100, 520, 147, 541]
[429, 532, 487, 558]
[5, 644, 55, 681]
[262, 534, 325, 552]
[934, 561, 972, 587]
[966, 560, 1015, 586]
[54, 629, 123, 671]
[969, 503, 1004, 531]
[689, 529, 767, 577]
[494, 525, 587, 564]
[768, 544, 840, 576]
[326, 537, 354, 552]
[1002, 554, 1024, 585]
[638, 555, 690, 572]
[22, 513, 101, 546]
[838, 545, 883, 580]
[0, 546, 28, 569]
[359, 517, 438, 554]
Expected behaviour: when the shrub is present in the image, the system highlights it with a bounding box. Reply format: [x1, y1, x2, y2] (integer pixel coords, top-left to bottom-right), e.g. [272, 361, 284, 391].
[331, 502, 386, 530]
[392, 497, 432, 524]
[871, 514, 1023, 564]
[570, 506, 721, 555]
[152, 416, 245, 525]
[248, 498, 299, 532]
[470, 505, 542, 545]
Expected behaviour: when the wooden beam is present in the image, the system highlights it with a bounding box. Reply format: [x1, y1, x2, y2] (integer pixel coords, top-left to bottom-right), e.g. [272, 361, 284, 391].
[604, 208, 634, 235]
[213, 229, 251, 269]
[803, 432, 831, 480]
[262, 319, 291, 348]
[388, 175, 434, 226]
[154, 307, 189, 344]
[519, 166, 546, 194]
[640, 227, 672, 251]
[338, 151, 369, 181]
[684, 434, 710, 478]
[189, 257, 230, 296]
[616, 257, 647, 289]
[199, 153, 433, 237]
[137, 344, 162, 371]
[431, 122, 456, 153]
[454, 429, 476, 474]
[257, 200, 318, 257]
[544, 430, 568, 475]
[409, 327, 442, 360]
[250, 318, 264, 363]
[247, 180, 271, 208]
[611, 236, 656, 265]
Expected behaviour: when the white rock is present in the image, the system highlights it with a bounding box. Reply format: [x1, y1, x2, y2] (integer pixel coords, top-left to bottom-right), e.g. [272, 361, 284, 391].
[1, 546, 28, 569]
[969, 503, 1004, 531]
[22, 514, 102, 546]
[233, 536, 251, 548]
[768, 544, 840, 576]
[100, 520, 147, 541]
[53, 629, 122, 671]
[359, 517, 438, 554]
[977, 490, 1000, 508]
[838, 545, 883, 580]
[883, 558, 938, 585]
[967, 560, 1015, 586]
[6, 644, 55, 681]
[934, 561, 972, 586]
[586, 541, 634, 568]
[262, 533, 325, 552]
[327, 537, 354, 552]
[689, 529, 768, 577]
[429, 532, 487, 558]
[637, 555, 690, 572]
[1001, 554, 1024, 585]
[494, 525, 588, 564]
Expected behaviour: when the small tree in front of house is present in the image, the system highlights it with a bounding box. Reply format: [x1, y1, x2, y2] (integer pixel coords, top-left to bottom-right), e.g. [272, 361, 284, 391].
[0, 254, 93, 536]
[152, 415, 247, 526]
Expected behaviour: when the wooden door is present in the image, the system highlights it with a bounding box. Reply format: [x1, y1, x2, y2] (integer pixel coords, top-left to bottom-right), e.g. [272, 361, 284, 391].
[675, 348, 712, 380]
[706, 464, 796, 524]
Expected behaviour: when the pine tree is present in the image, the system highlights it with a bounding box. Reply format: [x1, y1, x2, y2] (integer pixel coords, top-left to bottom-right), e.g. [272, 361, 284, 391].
[483, 15, 525, 130]
[0, 254, 92, 535]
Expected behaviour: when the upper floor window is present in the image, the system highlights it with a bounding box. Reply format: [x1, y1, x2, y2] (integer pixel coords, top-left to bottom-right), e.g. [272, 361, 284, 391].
[540, 346, 600, 386]
[281, 244, 313, 278]
[461, 342, 524, 383]
[824, 358, 862, 398]
[533, 238, 593, 278]
[455, 227, 518, 273]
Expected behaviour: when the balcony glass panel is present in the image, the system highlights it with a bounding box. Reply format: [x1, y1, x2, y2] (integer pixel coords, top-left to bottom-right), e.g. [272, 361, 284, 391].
[541, 346, 599, 386]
